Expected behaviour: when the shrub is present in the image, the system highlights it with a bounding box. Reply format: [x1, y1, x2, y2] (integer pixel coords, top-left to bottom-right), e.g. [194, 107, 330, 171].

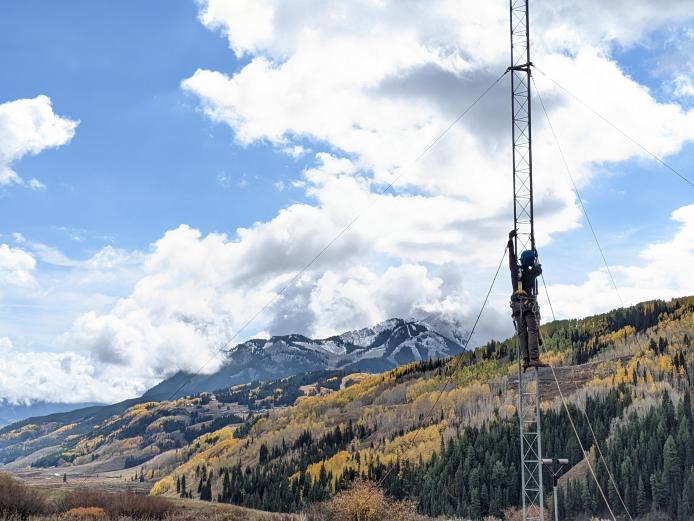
[62, 490, 172, 519]
[0, 472, 49, 518]
[502, 506, 550, 521]
[63, 507, 107, 519]
[305, 480, 423, 521]
[502, 506, 523, 521]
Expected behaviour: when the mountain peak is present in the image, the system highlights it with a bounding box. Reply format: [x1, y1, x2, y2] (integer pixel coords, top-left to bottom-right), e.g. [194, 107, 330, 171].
[146, 316, 469, 400]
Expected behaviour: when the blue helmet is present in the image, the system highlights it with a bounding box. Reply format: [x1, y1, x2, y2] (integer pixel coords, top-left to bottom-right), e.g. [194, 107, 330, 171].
[520, 250, 536, 268]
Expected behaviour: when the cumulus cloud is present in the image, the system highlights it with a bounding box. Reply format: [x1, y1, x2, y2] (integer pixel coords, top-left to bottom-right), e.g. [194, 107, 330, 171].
[184, 0, 694, 248]
[61, 218, 480, 377]
[0, 238, 144, 352]
[0, 350, 145, 405]
[198, 0, 693, 61]
[62, 215, 365, 377]
[0, 244, 37, 289]
[673, 75, 694, 98]
[546, 204, 694, 319]
[308, 264, 449, 338]
[0, 95, 78, 188]
[0, 242, 150, 405]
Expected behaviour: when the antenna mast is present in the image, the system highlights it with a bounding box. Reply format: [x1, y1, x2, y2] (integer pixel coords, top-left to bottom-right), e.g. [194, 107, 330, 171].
[509, 0, 545, 520]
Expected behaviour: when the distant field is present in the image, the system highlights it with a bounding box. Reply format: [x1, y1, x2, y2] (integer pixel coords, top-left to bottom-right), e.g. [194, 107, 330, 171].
[10, 466, 153, 496]
[0, 471, 298, 521]
[133, 499, 299, 520]
[0, 502, 298, 521]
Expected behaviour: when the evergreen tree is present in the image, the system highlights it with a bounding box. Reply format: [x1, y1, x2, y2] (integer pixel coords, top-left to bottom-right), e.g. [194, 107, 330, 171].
[200, 476, 213, 501]
[259, 443, 269, 465]
[663, 435, 682, 517]
[468, 468, 481, 519]
[679, 485, 690, 521]
[651, 472, 667, 512]
[636, 476, 648, 516]
[580, 478, 592, 514]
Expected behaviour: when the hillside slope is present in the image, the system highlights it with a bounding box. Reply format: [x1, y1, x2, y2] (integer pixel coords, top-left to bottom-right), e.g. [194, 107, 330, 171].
[0, 316, 466, 467]
[3, 297, 693, 519]
[150, 296, 694, 519]
[0, 370, 360, 475]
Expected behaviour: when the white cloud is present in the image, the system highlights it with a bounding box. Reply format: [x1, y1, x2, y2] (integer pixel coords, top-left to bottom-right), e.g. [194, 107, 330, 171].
[282, 144, 308, 158]
[532, 0, 694, 51]
[0, 244, 37, 288]
[0, 95, 78, 188]
[546, 204, 694, 319]
[308, 264, 447, 338]
[0, 237, 146, 358]
[216, 172, 231, 187]
[0, 350, 145, 405]
[183, 0, 694, 255]
[199, 0, 693, 61]
[0, 240, 151, 405]
[27, 178, 46, 190]
[199, 0, 274, 57]
[61, 219, 473, 376]
[673, 74, 694, 98]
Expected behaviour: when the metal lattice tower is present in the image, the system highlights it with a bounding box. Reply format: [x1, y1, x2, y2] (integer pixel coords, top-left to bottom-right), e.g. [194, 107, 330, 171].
[509, 0, 545, 520]
[510, 0, 535, 256]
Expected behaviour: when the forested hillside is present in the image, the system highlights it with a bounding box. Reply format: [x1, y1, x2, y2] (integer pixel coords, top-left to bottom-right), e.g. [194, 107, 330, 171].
[149, 296, 694, 519]
[3, 296, 692, 519]
[0, 370, 371, 481]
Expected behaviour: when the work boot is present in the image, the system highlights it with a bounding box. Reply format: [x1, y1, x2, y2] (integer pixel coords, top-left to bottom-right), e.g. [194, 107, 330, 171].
[528, 358, 548, 368]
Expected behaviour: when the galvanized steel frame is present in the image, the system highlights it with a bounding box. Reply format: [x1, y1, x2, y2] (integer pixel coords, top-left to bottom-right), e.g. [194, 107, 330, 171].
[510, 0, 545, 520]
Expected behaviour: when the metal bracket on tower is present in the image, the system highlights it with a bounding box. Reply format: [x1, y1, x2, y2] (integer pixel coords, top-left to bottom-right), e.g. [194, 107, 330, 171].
[510, 0, 545, 520]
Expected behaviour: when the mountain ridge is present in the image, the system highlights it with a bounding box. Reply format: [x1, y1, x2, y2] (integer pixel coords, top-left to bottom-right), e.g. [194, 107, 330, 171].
[0, 401, 103, 429]
[144, 316, 469, 400]
[0, 316, 467, 435]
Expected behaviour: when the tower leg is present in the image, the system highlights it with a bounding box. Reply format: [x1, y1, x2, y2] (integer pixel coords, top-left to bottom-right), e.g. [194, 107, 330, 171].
[509, 0, 544, 516]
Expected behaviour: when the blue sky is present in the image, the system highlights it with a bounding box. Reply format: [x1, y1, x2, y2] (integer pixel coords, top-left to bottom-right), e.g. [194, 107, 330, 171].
[0, 0, 692, 404]
[1, 1, 312, 256]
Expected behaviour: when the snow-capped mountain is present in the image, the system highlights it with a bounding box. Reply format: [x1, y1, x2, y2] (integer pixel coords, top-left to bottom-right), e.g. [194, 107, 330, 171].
[144, 318, 470, 400]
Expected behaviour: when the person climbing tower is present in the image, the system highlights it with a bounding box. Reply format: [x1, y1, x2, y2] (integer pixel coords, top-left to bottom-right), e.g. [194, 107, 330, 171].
[508, 229, 548, 371]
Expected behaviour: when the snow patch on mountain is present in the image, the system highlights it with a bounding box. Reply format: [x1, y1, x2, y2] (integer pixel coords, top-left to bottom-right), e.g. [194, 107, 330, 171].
[415, 314, 470, 346]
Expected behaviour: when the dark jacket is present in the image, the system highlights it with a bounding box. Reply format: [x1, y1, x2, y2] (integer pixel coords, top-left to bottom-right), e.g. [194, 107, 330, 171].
[508, 237, 542, 296]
